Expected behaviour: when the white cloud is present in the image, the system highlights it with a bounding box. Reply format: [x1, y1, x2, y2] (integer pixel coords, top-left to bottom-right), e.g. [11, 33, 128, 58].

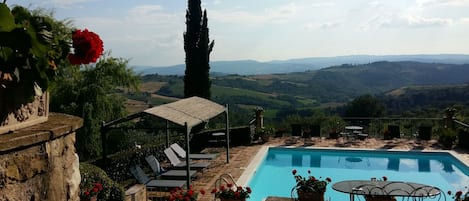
[460, 18, 469, 23]
[46, 0, 99, 6]
[128, 5, 163, 16]
[403, 15, 453, 27]
[416, 0, 469, 7]
[211, 2, 303, 25]
[311, 2, 335, 7]
[305, 21, 341, 30]
[361, 13, 452, 30]
[126, 5, 183, 26]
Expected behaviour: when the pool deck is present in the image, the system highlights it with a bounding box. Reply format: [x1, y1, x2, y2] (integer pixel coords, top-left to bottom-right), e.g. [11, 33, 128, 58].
[183, 137, 469, 201]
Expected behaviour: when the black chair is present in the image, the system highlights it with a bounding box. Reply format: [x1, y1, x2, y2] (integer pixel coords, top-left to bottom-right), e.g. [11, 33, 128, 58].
[129, 165, 186, 191]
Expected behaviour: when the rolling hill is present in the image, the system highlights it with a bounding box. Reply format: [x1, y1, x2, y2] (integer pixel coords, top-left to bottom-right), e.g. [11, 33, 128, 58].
[138, 60, 468, 106]
[133, 54, 469, 75]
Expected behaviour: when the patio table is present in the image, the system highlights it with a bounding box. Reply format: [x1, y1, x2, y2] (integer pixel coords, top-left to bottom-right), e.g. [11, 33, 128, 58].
[332, 180, 442, 201]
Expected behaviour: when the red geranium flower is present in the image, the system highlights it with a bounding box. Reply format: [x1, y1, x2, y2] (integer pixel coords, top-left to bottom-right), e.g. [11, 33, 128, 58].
[68, 29, 104, 65]
[293, 169, 331, 194]
[246, 187, 252, 193]
[211, 188, 217, 194]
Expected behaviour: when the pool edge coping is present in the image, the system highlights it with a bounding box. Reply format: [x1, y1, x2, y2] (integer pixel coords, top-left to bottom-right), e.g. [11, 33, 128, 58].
[237, 145, 269, 186]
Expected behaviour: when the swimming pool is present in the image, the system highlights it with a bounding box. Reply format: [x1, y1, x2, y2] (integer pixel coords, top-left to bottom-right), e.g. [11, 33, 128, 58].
[245, 147, 469, 201]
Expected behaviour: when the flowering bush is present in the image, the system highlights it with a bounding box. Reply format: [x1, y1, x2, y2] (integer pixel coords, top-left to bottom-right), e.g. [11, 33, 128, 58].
[168, 186, 205, 201]
[80, 163, 125, 201]
[448, 188, 469, 201]
[292, 169, 331, 193]
[211, 183, 252, 200]
[81, 182, 104, 200]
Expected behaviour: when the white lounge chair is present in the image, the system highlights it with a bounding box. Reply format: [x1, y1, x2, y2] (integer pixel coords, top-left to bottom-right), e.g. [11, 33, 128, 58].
[170, 143, 218, 160]
[164, 148, 210, 171]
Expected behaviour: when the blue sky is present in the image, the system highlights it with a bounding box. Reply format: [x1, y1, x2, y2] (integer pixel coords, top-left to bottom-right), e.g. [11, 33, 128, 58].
[10, 0, 469, 67]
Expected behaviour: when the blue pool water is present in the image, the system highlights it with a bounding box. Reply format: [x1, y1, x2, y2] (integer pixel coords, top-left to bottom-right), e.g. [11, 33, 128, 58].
[247, 148, 469, 201]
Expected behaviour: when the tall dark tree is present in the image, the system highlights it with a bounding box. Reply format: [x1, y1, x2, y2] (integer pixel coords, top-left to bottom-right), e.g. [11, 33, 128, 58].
[345, 94, 385, 117]
[183, 0, 214, 99]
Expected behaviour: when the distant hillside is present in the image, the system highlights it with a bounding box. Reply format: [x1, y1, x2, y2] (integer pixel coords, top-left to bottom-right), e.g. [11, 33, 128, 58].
[133, 54, 469, 75]
[211, 61, 469, 103]
[140, 61, 469, 108]
[380, 84, 469, 114]
[135, 61, 469, 122]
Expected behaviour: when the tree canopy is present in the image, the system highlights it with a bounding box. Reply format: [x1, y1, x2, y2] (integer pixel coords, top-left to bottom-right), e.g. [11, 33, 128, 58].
[345, 94, 385, 118]
[51, 55, 140, 160]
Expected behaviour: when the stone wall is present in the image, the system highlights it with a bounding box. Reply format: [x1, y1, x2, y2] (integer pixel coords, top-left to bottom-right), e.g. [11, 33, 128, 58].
[0, 113, 83, 201]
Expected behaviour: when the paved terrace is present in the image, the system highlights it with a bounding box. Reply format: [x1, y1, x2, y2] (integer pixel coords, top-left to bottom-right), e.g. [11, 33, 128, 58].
[165, 137, 469, 201]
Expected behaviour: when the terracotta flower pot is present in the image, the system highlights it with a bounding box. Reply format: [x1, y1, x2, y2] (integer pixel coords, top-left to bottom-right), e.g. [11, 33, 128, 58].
[0, 91, 49, 134]
[297, 191, 324, 201]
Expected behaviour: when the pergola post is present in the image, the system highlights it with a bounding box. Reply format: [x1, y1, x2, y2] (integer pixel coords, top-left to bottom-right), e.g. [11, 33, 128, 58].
[225, 104, 230, 163]
[184, 122, 191, 187]
[166, 120, 170, 147]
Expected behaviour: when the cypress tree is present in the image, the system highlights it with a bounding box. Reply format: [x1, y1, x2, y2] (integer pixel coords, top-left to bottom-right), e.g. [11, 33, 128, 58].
[183, 0, 214, 99]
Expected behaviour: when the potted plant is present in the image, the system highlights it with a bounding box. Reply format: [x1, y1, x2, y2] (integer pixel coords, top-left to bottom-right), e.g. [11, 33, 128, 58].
[448, 189, 469, 201]
[0, 3, 103, 133]
[292, 169, 331, 201]
[211, 183, 252, 201]
[255, 126, 274, 143]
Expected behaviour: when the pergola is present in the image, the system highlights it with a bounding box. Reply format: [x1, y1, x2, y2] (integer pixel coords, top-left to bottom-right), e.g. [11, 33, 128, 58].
[101, 96, 230, 186]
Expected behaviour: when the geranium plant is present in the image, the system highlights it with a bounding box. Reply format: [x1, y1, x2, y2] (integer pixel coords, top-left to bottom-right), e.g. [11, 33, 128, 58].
[448, 188, 469, 201]
[0, 3, 103, 93]
[168, 186, 205, 201]
[80, 163, 125, 201]
[211, 183, 252, 200]
[292, 169, 331, 194]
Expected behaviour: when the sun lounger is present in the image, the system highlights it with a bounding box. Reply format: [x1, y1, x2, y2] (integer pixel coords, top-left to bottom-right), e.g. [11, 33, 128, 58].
[170, 143, 218, 160]
[145, 155, 197, 180]
[164, 148, 210, 170]
[129, 165, 186, 191]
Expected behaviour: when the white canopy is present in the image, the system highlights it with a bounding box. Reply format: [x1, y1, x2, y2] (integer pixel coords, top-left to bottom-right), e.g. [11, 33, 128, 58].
[102, 96, 229, 187]
[143, 96, 226, 129]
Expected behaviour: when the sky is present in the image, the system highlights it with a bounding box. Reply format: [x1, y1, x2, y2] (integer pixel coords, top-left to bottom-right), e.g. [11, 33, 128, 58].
[9, 0, 469, 67]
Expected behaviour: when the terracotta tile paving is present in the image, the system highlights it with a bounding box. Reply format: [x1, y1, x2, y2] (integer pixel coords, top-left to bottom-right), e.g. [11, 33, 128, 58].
[169, 137, 469, 201]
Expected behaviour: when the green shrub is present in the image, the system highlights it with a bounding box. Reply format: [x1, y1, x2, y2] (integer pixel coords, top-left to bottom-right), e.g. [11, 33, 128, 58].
[80, 163, 125, 201]
[439, 128, 457, 149]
